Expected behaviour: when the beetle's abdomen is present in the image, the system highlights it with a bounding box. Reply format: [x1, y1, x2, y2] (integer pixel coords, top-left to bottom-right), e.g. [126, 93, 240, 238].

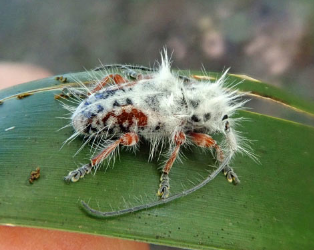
[102, 105, 148, 133]
[72, 102, 148, 135]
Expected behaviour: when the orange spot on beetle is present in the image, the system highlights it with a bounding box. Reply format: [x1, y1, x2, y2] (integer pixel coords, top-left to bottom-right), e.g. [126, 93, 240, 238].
[102, 106, 148, 128]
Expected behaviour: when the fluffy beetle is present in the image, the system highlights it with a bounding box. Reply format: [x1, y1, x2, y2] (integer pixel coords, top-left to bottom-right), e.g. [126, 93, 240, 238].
[61, 51, 252, 217]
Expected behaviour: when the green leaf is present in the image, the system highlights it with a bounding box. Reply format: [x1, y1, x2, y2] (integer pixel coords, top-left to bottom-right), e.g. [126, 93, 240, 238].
[1, 73, 313, 250]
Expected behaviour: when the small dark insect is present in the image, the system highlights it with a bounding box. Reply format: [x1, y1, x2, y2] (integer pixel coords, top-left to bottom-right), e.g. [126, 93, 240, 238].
[17, 92, 33, 99]
[29, 167, 40, 184]
[55, 76, 68, 83]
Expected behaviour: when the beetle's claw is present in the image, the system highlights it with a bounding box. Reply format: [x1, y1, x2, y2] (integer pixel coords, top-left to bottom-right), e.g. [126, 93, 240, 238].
[223, 165, 240, 185]
[64, 163, 92, 183]
[61, 87, 88, 99]
[157, 173, 170, 198]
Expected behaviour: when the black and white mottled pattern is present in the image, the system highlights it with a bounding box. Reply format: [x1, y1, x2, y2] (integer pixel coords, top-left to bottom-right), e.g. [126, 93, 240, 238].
[60, 50, 257, 218]
[69, 53, 248, 158]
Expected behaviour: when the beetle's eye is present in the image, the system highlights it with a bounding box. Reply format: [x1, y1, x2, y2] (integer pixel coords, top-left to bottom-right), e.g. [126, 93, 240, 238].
[191, 115, 200, 122]
[222, 114, 228, 121]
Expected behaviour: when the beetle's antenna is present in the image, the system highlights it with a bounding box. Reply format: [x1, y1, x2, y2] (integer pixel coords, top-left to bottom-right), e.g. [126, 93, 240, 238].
[80, 153, 232, 218]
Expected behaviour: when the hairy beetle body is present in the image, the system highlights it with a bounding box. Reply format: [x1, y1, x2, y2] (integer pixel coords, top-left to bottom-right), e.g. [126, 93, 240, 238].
[61, 51, 252, 217]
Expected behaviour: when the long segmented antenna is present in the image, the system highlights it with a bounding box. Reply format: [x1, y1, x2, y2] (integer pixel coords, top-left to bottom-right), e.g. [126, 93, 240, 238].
[94, 64, 156, 72]
[81, 153, 232, 218]
[94, 64, 192, 83]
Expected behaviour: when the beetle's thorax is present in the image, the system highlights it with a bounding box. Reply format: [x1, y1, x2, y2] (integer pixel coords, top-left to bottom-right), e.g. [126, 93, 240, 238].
[183, 83, 233, 134]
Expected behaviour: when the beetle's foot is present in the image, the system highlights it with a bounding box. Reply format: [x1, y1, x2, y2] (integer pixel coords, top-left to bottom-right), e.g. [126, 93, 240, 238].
[61, 87, 88, 99]
[157, 172, 170, 199]
[122, 68, 141, 80]
[64, 163, 92, 183]
[223, 165, 240, 185]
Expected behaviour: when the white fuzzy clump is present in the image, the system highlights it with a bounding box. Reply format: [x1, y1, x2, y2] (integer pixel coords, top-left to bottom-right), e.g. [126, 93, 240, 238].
[62, 51, 252, 163]
[59, 50, 257, 218]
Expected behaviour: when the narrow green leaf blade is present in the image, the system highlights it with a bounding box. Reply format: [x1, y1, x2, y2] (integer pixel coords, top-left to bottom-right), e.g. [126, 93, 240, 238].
[0, 75, 313, 250]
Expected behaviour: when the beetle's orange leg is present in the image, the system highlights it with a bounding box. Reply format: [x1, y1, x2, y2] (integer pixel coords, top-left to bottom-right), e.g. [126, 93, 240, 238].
[189, 132, 240, 184]
[59, 74, 129, 99]
[91, 73, 155, 93]
[64, 133, 139, 182]
[157, 132, 186, 198]
[90, 74, 128, 94]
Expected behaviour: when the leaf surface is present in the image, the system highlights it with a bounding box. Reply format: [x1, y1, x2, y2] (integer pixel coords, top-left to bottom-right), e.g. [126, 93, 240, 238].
[0, 73, 313, 250]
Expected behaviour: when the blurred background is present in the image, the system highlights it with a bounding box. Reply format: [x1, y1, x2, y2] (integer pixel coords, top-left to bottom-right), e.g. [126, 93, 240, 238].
[1, 0, 314, 100]
[0, 1, 314, 249]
